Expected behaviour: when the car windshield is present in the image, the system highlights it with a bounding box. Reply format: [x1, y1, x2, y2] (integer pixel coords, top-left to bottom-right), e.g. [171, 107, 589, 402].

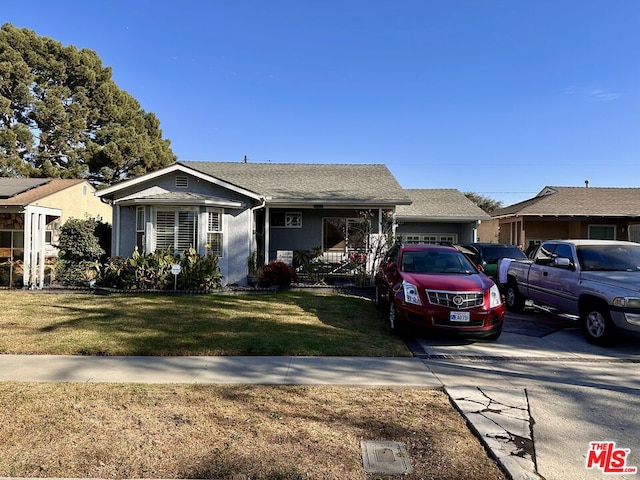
[577, 245, 640, 272]
[481, 246, 527, 263]
[401, 251, 477, 274]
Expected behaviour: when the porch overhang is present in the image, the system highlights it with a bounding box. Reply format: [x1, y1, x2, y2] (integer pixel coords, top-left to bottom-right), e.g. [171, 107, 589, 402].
[114, 191, 244, 209]
[115, 197, 244, 208]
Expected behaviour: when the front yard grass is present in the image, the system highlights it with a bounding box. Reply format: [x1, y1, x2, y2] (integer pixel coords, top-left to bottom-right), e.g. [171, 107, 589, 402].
[0, 289, 507, 479]
[0, 383, 506, 480]
[0, 290, 410, 356]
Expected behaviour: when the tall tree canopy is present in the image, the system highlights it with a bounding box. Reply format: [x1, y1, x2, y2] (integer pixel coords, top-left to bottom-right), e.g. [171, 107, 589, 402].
[0, 23, 176, 185]
[464, 192, 503, 213]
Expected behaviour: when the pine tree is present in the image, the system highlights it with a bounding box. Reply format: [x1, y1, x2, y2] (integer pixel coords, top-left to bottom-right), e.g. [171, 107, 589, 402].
[0, 23, 176, 184]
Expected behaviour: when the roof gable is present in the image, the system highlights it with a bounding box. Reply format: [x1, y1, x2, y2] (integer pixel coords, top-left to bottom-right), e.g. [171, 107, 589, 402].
[396, 189, 490, 220]
[493, 186, 640, 217]
[0, 179, 86, 206]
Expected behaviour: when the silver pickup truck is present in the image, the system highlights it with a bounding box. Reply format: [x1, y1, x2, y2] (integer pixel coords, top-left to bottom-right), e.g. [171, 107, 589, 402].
[505, 239, 640, 346]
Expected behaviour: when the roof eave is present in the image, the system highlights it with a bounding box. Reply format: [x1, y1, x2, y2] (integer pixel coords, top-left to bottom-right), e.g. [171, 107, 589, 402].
[265, 198, 406, 208]
[115, 198, 244, 208]
[396, 215, 487, 222]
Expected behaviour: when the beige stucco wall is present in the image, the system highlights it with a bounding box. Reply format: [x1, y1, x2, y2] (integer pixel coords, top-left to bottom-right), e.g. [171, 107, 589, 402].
[477, 218, 499, 243]
[38, 182, 112, 224]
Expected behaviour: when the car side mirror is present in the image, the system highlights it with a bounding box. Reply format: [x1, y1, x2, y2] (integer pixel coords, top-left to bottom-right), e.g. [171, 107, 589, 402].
[553, 257, 574, 270]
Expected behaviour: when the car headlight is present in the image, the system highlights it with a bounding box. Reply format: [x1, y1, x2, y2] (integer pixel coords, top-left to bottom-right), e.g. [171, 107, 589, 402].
[612, 297, 640, 308]
[489, 284, 502, 308]
[402, 280, 422, 305]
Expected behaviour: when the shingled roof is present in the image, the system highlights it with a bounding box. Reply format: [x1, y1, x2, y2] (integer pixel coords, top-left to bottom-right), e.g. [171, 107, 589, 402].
[0, 179, 85, 206]
[180, 161, 411, 205]
[396, 189, 490, 220]
[493, 186, 640, 217]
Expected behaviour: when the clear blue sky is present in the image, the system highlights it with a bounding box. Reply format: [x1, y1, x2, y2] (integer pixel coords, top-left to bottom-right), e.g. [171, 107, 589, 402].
[4, 0, 639, 206]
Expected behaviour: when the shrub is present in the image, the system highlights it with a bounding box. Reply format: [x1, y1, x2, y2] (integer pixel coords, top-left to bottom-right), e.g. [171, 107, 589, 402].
[178, 247, 222, 290]
[55, 217, 106, 286]
[100, 247, 222, 291]
[261, 261, 297, 286]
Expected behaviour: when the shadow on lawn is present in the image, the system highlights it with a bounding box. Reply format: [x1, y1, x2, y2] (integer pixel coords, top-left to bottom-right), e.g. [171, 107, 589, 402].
[38, 291, 409, 357]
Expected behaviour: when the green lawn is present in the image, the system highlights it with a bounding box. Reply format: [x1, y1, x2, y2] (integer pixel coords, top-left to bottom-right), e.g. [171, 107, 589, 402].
[0, 290, 410, 356]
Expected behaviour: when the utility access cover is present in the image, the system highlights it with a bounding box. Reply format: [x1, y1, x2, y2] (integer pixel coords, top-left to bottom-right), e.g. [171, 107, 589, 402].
[361, 441, 413, 474]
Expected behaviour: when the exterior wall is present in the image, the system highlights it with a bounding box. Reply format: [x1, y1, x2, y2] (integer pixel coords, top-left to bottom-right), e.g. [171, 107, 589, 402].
[499, 217, 635, 246]
[43, 182, 112, 224]
[477, 218, 499, 243]
[267, 208, 326, 260]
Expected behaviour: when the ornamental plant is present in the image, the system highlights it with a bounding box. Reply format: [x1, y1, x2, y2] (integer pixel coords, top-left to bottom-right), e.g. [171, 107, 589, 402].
[261, 261, 297, 286]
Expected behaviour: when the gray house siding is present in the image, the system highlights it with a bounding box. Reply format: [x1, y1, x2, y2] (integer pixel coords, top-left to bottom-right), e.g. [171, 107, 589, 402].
[267, 208, 374, 263]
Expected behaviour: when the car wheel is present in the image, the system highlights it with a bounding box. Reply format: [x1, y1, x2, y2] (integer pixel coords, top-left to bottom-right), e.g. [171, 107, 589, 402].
[581, 304, 617, 346]
[483, 326, 502, 341]
[388, 302, 400, 334]
[505, 282, 525, 313]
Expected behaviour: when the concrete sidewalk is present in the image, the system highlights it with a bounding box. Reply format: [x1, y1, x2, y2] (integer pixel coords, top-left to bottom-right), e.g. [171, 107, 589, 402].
[0, 354, 540, 479]
[0, 355, 439, 386]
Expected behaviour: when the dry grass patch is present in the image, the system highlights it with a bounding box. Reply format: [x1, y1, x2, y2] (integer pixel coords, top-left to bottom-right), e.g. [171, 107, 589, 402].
[0, 383, 505, 479]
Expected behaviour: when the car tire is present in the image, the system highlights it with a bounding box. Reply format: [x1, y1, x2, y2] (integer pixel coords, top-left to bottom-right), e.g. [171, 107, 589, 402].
[581, 304, 617, 346]
[483, 326, 502, 341]
[388, 302, 400, 334]
[505, 282, 525, 313]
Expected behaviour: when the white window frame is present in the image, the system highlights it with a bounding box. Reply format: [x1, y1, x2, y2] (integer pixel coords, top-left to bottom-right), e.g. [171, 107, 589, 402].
[402, 234, 457, 245]
[206, 208, 223, 257]
[272, 211, 302, 228]
[136, 206, 145, 252]
[153, 207, 199, 255]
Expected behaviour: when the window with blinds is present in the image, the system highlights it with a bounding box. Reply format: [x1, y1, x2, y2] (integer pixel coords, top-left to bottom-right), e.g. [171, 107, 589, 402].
[136, 207, 145, 252]
[155, 210, 198, 255]
[206, 209, 222, 257]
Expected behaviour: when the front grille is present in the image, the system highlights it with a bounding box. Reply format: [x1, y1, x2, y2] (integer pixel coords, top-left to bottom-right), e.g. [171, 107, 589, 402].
[426, 290, 484, 309]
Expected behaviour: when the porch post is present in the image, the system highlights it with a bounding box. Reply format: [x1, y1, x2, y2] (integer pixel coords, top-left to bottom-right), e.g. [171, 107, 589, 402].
[23, 208, 32, 288]
[264, 206, 270, 264]
[114, 204, 121, 255]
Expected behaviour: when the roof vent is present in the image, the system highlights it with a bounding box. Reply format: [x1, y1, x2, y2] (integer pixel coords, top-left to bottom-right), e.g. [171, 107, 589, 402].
[585, 180, 589, 188]
[176, 175, 188, 188]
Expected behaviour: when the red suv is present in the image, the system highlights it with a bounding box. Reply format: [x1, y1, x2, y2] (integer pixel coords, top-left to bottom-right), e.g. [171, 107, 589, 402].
[374, 244, 504, 339]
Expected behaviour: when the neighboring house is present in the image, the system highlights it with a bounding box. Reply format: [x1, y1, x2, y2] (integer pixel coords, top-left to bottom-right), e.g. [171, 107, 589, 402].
[0, 178, 112, 289]
[395, 189, 491, 245]
[96, 161, 411, 285]
[492, 186, 640, 249]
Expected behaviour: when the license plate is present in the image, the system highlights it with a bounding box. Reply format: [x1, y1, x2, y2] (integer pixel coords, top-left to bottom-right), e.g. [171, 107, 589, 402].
[450, 311, 470, 322]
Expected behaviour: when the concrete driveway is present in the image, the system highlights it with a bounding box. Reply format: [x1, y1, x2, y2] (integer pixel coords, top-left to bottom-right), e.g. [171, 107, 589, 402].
[414, 310, 640, 480]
